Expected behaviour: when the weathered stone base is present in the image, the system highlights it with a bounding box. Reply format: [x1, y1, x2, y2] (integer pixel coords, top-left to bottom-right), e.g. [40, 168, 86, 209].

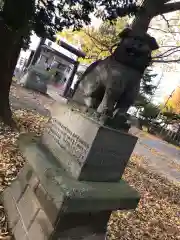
[41, 102, 137, 182]
[2, 164, 53, 240]
[2, 134, 140, 239]
[2, 174, 109, 239]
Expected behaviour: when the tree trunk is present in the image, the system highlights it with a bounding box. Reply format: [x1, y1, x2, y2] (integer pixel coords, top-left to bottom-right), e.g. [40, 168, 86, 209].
[131, 0, 165, 34]
[0, 20, 22, 128]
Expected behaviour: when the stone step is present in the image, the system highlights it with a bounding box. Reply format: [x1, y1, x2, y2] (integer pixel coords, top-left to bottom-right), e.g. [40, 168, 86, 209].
[17, 133, 140, 214]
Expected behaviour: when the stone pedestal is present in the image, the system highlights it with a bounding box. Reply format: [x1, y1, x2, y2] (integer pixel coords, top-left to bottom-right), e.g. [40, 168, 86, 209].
[2, 102, 140, 240]
[41, 102, 137, 182]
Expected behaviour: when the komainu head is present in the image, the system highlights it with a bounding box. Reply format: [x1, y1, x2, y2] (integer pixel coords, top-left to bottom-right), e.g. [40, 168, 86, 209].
[113, 27, 159, 72]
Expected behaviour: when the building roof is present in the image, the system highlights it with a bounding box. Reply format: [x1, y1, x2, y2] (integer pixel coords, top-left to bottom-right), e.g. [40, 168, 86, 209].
[41, 45, 78, 65]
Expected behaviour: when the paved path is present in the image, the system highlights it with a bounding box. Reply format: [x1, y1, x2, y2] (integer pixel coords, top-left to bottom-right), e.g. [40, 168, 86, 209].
[139, 134, 179, 162]
[130, 127, 180, 184]
[130, 127, 180, 162]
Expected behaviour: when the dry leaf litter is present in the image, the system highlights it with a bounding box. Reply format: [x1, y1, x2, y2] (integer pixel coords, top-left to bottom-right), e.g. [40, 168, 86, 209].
[0, 110, 179, 240]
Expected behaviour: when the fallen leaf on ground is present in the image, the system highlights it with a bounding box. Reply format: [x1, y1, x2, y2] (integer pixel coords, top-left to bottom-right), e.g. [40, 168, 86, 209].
[0, 110, 179, 240]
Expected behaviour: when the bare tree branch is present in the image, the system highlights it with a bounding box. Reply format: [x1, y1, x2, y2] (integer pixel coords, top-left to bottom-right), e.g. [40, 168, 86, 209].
[161, 14, 171, 29]
[152, 45, 180, 63]
[161, 45, 180, 48]
[156, 49, 180, 59]
[163, 0, 174, 3]
[156, 1, 180, 16]
[153, 46, 180, 58]
[153, 58, 180, 63]
[149, 27, 170, 33]
[149, 26, 179, 34]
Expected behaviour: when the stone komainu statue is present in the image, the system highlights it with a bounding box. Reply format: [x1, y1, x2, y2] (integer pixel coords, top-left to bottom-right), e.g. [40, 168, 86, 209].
[73, 28, 159, 120]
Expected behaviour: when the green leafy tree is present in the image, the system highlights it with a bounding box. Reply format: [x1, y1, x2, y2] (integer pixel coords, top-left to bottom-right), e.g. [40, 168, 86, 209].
[135, 94, 149, 109]
[140, 103, 160, 121]
[134, 68, 157, 109]
[141, 68, 157, 96]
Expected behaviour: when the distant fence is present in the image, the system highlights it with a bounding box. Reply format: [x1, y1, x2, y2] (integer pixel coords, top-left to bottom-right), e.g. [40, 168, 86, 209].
[149, 125, 180, 147]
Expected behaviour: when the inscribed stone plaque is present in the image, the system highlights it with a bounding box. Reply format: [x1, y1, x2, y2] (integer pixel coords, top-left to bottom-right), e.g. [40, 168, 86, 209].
[41, 102, 137, 182]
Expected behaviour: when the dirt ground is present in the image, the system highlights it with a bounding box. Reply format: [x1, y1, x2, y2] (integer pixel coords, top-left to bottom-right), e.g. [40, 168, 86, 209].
[10, 83, 54, 117]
